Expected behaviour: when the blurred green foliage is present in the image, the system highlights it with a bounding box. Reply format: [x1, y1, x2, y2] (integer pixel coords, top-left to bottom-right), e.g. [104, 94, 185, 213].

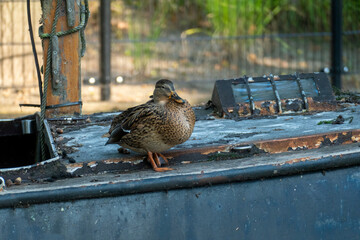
[116, 0, 360, 39]
[109, 0, 359, 77]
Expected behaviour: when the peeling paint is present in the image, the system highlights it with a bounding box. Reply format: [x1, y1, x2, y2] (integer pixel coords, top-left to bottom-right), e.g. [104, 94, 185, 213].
[201, 146, 230, 155]
[102, 157, 143, 165]
[66, 163, 83, 173]
[255, 130, 360, 154]
[275, 156, 322, 166]
[351, 135, 360, 142]
[328, 135, 339, 143]
[284, 157, 311, 165]
[104, 159, 123, 164]
[87, 161, 98, 168]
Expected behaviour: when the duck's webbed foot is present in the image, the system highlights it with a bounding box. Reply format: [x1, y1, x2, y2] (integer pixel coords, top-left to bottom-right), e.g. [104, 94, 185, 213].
[157, 153, 169, 165]
[147, 152, 173, 172]
[153, 152, 170, 167]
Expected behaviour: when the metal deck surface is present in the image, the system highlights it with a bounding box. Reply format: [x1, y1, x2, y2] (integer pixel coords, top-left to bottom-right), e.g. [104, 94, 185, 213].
[63, 104, 360, 163]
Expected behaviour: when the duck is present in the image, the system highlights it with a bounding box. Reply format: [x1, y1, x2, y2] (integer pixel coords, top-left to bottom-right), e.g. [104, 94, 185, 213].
[105, 79, 196, 172]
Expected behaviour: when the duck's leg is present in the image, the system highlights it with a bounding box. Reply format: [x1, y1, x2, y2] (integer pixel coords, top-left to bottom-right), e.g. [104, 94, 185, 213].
[153, 153, 161, 167]
[157, 153, 169, 165]
[147, 152, 173, 172]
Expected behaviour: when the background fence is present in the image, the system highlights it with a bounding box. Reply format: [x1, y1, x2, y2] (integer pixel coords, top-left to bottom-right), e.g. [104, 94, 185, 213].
[0, 0, 359, 106]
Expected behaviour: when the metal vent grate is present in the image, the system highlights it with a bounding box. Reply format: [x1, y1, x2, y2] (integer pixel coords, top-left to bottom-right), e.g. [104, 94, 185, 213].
[211, 72, 337, 118]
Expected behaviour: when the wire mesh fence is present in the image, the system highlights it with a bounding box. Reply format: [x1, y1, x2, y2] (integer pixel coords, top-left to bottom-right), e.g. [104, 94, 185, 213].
[0, 0, 42, 88]
[0, 0, 359, 93]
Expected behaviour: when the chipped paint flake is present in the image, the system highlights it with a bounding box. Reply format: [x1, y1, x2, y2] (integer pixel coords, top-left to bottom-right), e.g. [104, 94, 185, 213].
[181, 161, 191, 164]
[87, 161, 98, 168]
[66, 163, 83, 173]
[351, 135, 360, 142]
[328, 135, 339, 143]
[104, 159, 122, 164]
[103, 158, 143, 165]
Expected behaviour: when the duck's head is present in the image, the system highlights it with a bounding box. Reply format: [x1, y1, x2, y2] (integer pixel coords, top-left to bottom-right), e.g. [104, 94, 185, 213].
[153, 79, 185, 104]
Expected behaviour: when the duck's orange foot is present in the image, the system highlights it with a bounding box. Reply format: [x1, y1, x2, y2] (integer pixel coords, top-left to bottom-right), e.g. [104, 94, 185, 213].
[147, 152, 173, 172]
[153, 153, 169, 167]
[153, 166, 174, 172]
[157, 153, 169, 165]
[152, 153, 161, 167]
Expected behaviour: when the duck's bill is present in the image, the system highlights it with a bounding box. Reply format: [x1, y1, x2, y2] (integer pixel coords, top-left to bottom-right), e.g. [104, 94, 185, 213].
[170, 91, 185, 103]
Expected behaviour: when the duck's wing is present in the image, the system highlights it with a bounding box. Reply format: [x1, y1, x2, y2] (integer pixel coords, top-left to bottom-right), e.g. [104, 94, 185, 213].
[106, 101, 156, 145]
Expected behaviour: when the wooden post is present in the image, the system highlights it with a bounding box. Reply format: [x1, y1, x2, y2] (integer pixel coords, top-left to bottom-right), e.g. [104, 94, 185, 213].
[41, 0, 82, 117]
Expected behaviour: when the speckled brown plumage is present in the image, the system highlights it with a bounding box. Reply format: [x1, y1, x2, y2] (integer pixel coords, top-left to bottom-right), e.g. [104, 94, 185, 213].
[106, 79, 195, 171]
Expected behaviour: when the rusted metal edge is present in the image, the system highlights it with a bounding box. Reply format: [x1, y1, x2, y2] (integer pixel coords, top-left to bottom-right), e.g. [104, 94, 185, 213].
[1, 150, 360, 209]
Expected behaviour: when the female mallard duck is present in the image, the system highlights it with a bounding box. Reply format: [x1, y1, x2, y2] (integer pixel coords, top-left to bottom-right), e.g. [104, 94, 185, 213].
[105, 79, 196, 172]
